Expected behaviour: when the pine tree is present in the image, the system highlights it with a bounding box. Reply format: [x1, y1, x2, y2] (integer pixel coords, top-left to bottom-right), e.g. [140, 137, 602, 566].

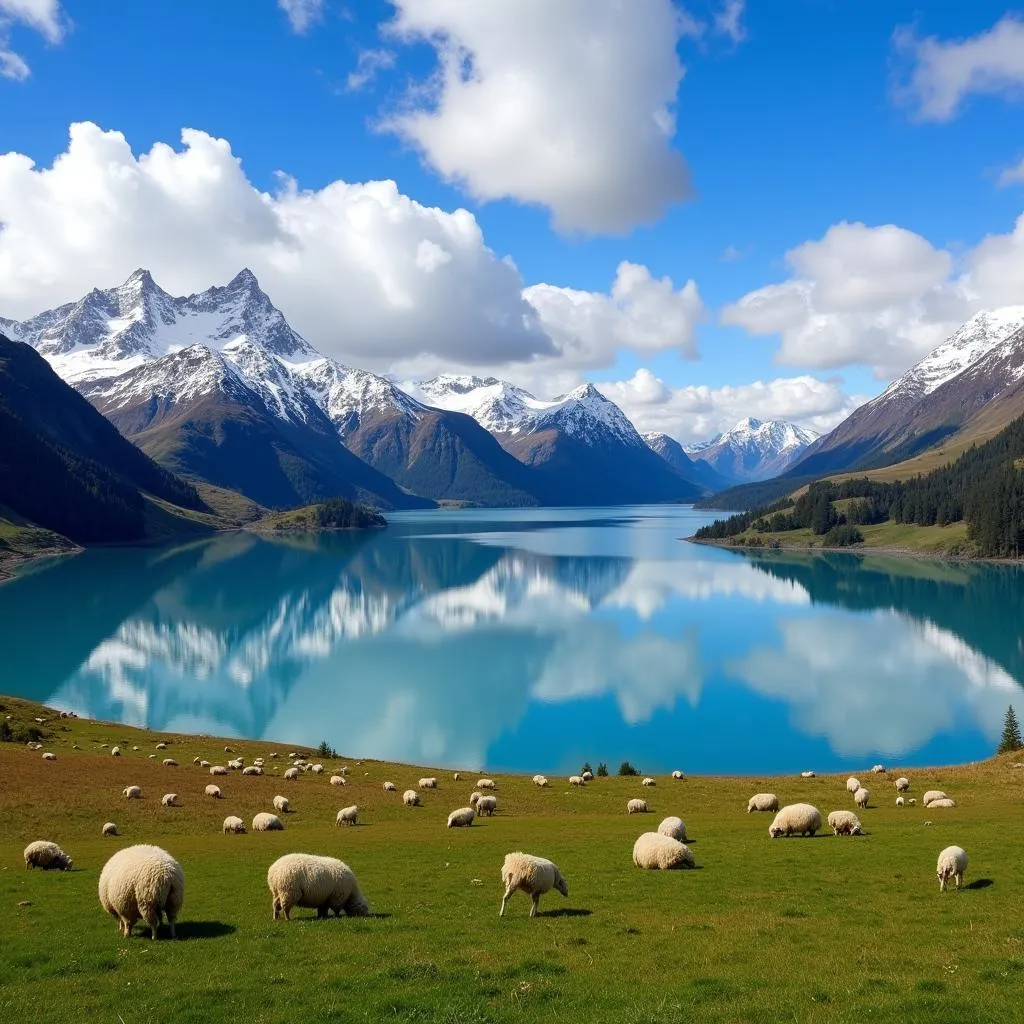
[998, 705, 1023, 754]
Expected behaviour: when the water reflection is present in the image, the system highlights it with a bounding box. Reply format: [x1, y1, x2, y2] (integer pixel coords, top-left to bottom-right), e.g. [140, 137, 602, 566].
[0, 508, 1020, 773]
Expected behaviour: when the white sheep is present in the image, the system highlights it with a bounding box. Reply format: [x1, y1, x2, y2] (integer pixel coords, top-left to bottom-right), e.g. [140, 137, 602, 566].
[223, 816, 246, 834]
[330, 776, 346, 787]
[283, 767, 300, 780]
[747, 793, 779, 813]
[896, 796, 905, 807]
[403, 790, 421, 807]
[477, 779, 496, 790]
[657, 816, 686, 841]
[936, 846, 968, 891]
[568, 775, 585, 787]
[627, 798, 649, 815]
[928, 798, 957, 809]
[228, 759, 243, 770]
[453, 772, 461, 781]
[273, 795, 290, 814]
[419, 777, 438, 789]
[156, 742, 167, 750]
[253, 812, 284, 832]
[846, 777, 861, 794]
[267, 853, 369, 920]
[672, 770, 684, 780]
[895, 777, 910, 793]
[854, 787, 870, 809]
[871, 764, 885, 774]
[801, 771, 816, 778]
[123, 785, 142, 800]
[42, 752, 56, 761]
[132, 745, 139, 752]
[209, 766, 228, 777]
[827, 810, 863, 836]
[922, 791, 948, 807]
[532, 775, 549, 787]
[200, 760, 210, 768]
[205, 785, 222, 799]
[499, 852, 569, 917]
[447, 806, 475, 828]
[311, 764, 325, 775]
[98, 844, 184, 939]
[769, 803, 822, 838]
[163, 758, 178, 767]
[111, 746, 121, 757]
[476, 795, 497, 816]
[24, 840, 73, 871]
[383, 781, 397, 792]
[908, 798, 917, 806]
[642, 777, 656, 787]
[161, 793, 179, 808]
[581, 771, 594, 782]
[336, 805, 359, 826]
[469, 791, 482, 807]
[633, 831, 695, 870]
[102, 822, 118, 837]
[242, 766, 262, 776]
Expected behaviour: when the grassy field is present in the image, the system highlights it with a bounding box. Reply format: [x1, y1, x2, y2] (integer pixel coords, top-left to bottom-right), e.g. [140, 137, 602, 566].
[2, 696, 1023, 1024]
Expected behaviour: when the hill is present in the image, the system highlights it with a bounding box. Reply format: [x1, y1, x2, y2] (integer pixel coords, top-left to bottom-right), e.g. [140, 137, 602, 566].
[249, 497, 386, 533]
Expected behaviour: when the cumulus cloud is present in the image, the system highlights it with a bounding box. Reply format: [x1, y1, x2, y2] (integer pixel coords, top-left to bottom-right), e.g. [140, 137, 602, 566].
[0, 0, 65, 80]
[381, 0, 693, 234]
[721, 218, 1024, 377]
[997, 156, 1024, 188]
[346, 48, 396, 91]
[278, 0, 323, 34]
[893, 15, 1024, 122]
[597, 368, 863, 445]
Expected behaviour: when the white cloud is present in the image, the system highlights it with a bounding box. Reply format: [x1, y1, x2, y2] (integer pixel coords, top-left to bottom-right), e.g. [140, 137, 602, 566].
[346, 47, 396, 91]
[721, 218, 1024, 377]
[894, 15, 1024, 122]
[0, 0, 64, 80]
[714, 0, 746, 44]
[597, 368, 863, 445]
[381, 0, 693, 234]
[278, 0, 323, 33]
[997, 156, 1024, 188]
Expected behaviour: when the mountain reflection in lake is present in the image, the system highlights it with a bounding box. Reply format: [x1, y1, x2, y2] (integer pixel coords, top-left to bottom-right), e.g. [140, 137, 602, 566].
[1, 506, 1020, 774]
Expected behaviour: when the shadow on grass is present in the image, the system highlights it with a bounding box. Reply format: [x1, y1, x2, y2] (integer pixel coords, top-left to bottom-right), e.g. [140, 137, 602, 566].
[175, 920, 237, 940]
[965, 879, 993, 890]
[539, 908, 592, 918]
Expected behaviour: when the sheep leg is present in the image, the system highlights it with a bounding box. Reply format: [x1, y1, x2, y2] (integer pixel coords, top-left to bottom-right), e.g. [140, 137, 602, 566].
[166, 914, 176, 939]
[530, 894, 540, 918]
[499, 887, 513, 917]
[143, 906, 161, 940]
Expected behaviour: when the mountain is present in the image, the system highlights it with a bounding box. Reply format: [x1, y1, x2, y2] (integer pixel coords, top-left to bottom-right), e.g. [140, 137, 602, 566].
[790, 308, 1024, 479]
[0, 334, 207, 544]
[642, 432, 732, 492]
[684, 418, 818, 482]
[414, 376, 704, 504]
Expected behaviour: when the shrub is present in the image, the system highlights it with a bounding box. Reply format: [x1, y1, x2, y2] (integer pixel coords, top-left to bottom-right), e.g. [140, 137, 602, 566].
[316, 739, 338, 759]
[822, 524, 863, 547]
[618, 761, 639, 777]
[596, 762, 609, 777]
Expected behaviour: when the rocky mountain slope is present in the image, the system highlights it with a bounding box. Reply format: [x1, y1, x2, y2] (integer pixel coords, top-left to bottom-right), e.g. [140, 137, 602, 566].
[642, 432, 731, 492]
[684, 418, 818, 482]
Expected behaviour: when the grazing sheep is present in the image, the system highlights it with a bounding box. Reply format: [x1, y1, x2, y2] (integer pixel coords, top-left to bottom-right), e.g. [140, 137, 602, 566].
[936, 846, 968, 891]
[161, 793, 179, 808]
[846, 777, 861, 794]
[923, 791, 949, 807]
[42, 752, 56, 761]
[477, 779, 496, 790]
[132, 745, 139, 752]
[205, 785, 222, 799]
[477, 795, 497, 816]
[447, 806, 475, 828]
[102, 822, 118, 837]
[192, 757, 201, 765]
[156, 743, 167, 750]
[657, 816, 686, 841]
[453, 772, 461, 781]
[209, 766, 228, 777]
[672, 770, 686, 781]
[896, 796, 905, 807]
[224, 746, 234, 754]
[747, 793, 779, 813]
[330, 776, 347, 787]
[336, 805, 359, 826]
[854, 787, 870, 809]
[311, 764, 324, 775]
[98, 844, 184, 939]
[200, 760, 210, 768]
[533, 775, 549, 787]
[267, 853, 369, 920]
[148, 754, 156, 760]
[769, 803, 822, 838]
[123, 786, 142, 800]
[895, 777, 910, 793]
[403, 790, 421, 807]
[273, 795, 290, 814]
[581, 771, 594, 782]
[223, 816, 246, 834]
[419, 777, 438, 789]
[928, 798, 957, 809]
[642, 777, 656, 787]
[627, 798, 649, 815]
[827, 810, 863, 836]
[499, 852, 569, 917]
[908, 798, 917, 806]
[253, 812, 284, 832]
[469, 791, 482, 807]
[871, 764, 886, 774]
[228, 759, 243, 770]
[24, 840, 73, 871]
[111, 746, 121, 757]
[632, 831, 695, 870]
[383, 781, 397, 792]
[163, 758, 179, 767]
[242, 766, 262, 776]
[801, 771, 816, 778]
[568, 775, 585, 787]
[283, 767, 300, 780]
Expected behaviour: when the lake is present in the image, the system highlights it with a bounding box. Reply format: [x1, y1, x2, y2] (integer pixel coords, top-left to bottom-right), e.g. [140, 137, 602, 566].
[1, 505, 1021, 775]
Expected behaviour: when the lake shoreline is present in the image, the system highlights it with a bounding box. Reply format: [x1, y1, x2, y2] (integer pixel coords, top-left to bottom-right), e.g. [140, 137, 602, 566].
[0, 544, 82, 584]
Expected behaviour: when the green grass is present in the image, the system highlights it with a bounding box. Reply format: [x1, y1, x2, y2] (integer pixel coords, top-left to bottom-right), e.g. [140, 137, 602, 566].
[2, 695, 1023, 1023]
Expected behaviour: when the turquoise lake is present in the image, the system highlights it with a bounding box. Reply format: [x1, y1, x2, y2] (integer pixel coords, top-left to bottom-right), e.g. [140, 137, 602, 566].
[1, 505, 1021, 775]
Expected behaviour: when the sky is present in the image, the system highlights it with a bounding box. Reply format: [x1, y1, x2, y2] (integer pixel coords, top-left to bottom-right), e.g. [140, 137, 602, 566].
[1, 0, 1024, 444]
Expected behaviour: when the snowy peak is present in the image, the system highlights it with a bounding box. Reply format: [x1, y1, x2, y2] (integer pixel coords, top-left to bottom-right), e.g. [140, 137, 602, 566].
[685, 418, 818, 482]
[297, 359, 425, 431]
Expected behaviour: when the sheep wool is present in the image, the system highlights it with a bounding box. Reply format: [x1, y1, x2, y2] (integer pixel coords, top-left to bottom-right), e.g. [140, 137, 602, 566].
[283, 767, 300, 780]
[632, 831, 695, 870]
[111, 746, 121, 757]
[209, 766, 228, 776]
[98, 844, 184, 939]
[161, 793, 179, 808]
[123, 786, 142, 800]
[223, 816, 246, 834]
[895, 777, 910, 792]
[382, 781, 397, 792]
[801, 771, 816, 778]
[156, 743, 167, 750]
[42, 752, 56, 761]
[928, 798, 957, 809]
[827, 810, 863, 836]
[896, 796, 905, 807]
[242, 766, 263, 776]
[228, 759, 243, 770]
[769, 803, 822, 838]
[418, 777, 438, 789]
[854, 787, 870, 809]
[102, 822, 119, 837]
[403, 790, 421, 807]
[205, 785, 222, 799]
[476, 795, 497, 816]
[499, 852, 569, 917]
[273, 795, 289, 814]
[330, 776, 346, 787]
[253, 812, 284, 832]
[453, 772, 461, 781]
[267, 853, 369, 920]
[922, 791, 948, 807]
[163, 759, 178, 767]
[581, 771, 594, 782]
[568, 775, 585, 787]
[936, 846, 968, 891]
[447, 806, 475, 828]
[533, 775, 549, 787]
[657, 816, 686, 841]
[24, 840, 73, 871]
[469, 791, 482, 806]
[846, 777, 861, 794]
[871, 764, 886, 774]
[311, 764, 325, 775]
[336, 805, 359, 826]
[747, 793, 779, 813]
[627, 798, 648, 815]
[642, 777, 656, 787]
[671, 770, 684, 780]
[477, 779, 496, 790]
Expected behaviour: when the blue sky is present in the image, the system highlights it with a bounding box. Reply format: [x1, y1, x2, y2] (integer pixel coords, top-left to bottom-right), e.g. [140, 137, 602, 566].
[2, 0, 1024, 443]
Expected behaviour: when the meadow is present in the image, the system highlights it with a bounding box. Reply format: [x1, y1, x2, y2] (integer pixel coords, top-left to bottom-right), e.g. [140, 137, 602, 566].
[1, 695, 1023, 1024]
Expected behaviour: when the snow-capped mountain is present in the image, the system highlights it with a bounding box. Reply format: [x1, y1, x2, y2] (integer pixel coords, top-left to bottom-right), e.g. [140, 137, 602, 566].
[642, 432, 730, 493]
[791, 307, 1024, 479]
[684, 418, 819, 483]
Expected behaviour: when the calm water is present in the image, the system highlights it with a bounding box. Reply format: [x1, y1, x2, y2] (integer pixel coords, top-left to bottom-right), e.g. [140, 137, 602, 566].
[2, 506, 1022, 775]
